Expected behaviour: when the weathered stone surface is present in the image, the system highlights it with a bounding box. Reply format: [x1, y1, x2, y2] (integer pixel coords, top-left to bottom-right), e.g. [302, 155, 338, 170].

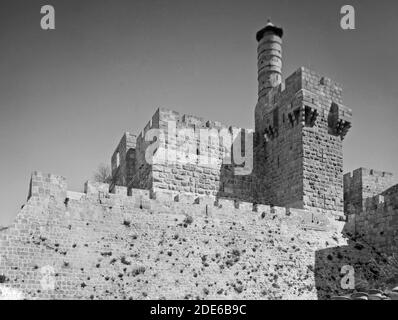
[344, 168, 395, 214]
[3, 172, 398, 300]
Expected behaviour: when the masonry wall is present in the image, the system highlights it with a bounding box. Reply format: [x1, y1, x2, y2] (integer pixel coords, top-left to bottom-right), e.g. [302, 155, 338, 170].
[2, 172, 398, 300]
[255, 69, 305, 207]
[0, 172, 348, 300]
[300, 68, 350, 214]
[344, 168, 395, 214]
[130, 108, 254, 201]
[254, 67, 351, 213]
[344, 183, 398, 255]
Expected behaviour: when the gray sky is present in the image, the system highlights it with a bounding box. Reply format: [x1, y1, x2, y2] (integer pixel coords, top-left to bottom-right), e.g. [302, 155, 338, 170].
[0, 0, 397, 224]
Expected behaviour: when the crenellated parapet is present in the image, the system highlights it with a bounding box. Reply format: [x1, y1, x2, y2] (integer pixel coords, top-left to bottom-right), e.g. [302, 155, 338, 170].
[26, 171, 342, 234]
[256, 67, 352, 135]
[28, 171, 67, 200]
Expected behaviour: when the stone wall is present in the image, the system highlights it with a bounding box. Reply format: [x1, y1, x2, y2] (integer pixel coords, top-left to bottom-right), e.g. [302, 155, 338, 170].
[1, 172, 397, 300]
[255, 69, 305, 207]
[345, 183, 398, 255]
[344, 168, 395, 214]
[127, 108, 254, 201]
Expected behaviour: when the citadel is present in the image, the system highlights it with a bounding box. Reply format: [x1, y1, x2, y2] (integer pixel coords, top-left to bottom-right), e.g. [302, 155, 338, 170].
[0, 21, 397, 300]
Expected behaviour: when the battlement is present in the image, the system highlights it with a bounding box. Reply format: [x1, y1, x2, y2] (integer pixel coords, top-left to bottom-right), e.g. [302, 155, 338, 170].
[153, 107, 234, 131]
[134, 107, 249, 159]
[28, 171, 67, 200]
[27, 171, 343, 234]
[258, 67, 347, 112]
[345, 167, 394, 180]
[255, 66, 352, 143]
[134, 108, 237, 145]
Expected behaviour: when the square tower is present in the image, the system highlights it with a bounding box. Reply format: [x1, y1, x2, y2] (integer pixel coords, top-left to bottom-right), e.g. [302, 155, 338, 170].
[111, 132, 137, 189]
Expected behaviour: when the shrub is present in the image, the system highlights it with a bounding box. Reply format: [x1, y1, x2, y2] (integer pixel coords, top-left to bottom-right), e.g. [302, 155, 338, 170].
[93, 164, 113, 184]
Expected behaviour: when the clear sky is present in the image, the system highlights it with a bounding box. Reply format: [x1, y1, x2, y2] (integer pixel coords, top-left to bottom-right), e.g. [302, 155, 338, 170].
[0, 0, 397, 225]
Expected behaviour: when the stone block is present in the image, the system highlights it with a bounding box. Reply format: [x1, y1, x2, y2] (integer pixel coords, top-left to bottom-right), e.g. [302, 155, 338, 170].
[235, 201, 254, 211]
[194, 196, 216, 206]
[255, 204, 271, 213]
[215, 198, 235, 210]
[84, 181, 109, 196]
[66, 191, 85, 201]
[174, 193, 196, 204]
[151, 190, 175, 202]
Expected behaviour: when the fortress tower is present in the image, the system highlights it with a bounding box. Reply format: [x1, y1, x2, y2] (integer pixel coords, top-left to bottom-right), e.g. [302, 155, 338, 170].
[256, 20, 283, 100]
[254, 21, 352, 214]
[110, 20, 353, 215]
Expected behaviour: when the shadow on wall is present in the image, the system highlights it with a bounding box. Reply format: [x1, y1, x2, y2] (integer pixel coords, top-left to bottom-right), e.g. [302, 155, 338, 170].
[216, 129, 255, 204]
[314, 222, 398, 299]
[216, 124, 306, 209]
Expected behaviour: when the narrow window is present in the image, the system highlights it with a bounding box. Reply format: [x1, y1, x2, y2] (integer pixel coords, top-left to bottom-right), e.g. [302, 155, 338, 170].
[116, 152, 120, 168]
[328, 102, 339, 135]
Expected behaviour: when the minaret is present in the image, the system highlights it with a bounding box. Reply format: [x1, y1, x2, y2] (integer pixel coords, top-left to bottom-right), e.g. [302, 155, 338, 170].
[256, 20, 283, 99]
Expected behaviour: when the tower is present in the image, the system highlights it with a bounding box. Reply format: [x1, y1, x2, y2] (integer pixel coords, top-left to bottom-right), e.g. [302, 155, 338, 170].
[256, 20, 283, 100]
[254, 21, 352, 215]
[111, 132, 137, 189]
